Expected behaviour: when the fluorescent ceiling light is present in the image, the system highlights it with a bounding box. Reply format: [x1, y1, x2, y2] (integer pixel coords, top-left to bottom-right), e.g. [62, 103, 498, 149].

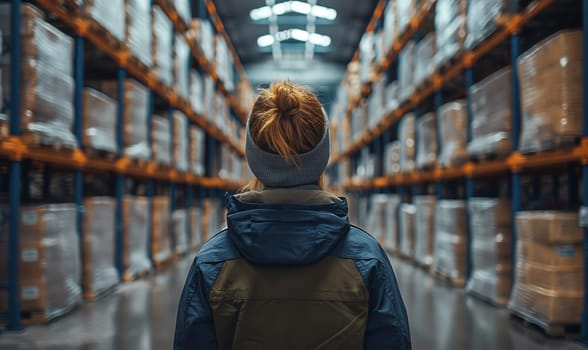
[250, 1, 337, 21]
[257, 29, 331, 47]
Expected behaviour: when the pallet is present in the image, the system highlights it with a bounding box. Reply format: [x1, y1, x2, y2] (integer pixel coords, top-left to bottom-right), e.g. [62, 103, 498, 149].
[13, 302, 80, 326]
[466, 288, 508, 308]
[431, 269, 466, 288]
[469, 151, 509, 162]
[21, 131, 77, 151]
[122, 268, 151, 283]
[434, 50, 464, 75]
[519, 135, 580, 155]
[83, 284, 118, 302]
[127, 54, 153, 77]
[413, 260, 432, 272]
[509, 308, 581, 337]
[153, 254, 177, 271]
[84, 147, 118, 161]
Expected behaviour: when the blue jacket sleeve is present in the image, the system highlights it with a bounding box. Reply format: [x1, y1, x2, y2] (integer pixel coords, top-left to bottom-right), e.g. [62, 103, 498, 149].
[362, 249, 412, 350]
[174, 261, 218, 350]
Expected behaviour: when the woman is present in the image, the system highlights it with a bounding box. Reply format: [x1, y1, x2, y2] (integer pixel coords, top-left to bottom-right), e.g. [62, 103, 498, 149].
[174, 81, 411, 349]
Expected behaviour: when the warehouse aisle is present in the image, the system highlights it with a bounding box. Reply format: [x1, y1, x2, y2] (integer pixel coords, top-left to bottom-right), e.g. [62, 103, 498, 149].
[0, 254, 585, 350]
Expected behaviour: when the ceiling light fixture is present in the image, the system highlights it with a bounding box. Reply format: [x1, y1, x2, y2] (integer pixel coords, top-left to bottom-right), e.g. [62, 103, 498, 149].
[256, 29, 331, 47]
[250, 1, 337, 21]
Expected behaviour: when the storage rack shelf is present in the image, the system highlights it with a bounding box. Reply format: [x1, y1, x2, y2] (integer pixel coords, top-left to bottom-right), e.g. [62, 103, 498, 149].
[1, 0, 250, 330]
[330, 0, 588, 341]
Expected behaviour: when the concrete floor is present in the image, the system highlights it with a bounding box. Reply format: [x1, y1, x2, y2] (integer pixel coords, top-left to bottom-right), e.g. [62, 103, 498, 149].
[0, 254, 585, 350]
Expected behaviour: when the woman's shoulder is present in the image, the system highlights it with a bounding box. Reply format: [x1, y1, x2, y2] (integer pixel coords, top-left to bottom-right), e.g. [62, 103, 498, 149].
[332, 225, 389, 263]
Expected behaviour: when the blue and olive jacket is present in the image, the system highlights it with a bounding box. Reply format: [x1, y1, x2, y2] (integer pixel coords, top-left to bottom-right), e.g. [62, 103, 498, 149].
[174, 189, 411, 349]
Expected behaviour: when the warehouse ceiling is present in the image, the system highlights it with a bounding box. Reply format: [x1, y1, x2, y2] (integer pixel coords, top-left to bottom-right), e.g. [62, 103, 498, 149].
[213, 0, 379, 101]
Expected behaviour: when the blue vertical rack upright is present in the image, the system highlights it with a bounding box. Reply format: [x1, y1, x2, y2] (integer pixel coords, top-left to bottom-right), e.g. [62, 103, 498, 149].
[582, 0, 588, 343]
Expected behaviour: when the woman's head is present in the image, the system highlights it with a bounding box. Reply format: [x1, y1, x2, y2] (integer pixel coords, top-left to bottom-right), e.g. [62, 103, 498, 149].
[244, 81, 330, 190]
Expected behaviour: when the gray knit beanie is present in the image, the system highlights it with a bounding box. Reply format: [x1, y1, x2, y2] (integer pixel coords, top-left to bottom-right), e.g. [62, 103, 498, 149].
[245, 108, 330, 188]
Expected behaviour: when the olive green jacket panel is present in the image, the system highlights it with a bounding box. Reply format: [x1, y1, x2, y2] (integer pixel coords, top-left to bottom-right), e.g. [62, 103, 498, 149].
[209, 256, 369, 350]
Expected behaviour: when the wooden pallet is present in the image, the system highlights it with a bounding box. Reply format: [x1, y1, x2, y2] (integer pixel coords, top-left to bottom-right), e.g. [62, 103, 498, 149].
[469, 151, 509, 162]
[430, 270, 466, 288]
[413, 260, 432, 272]
[84, 147, 118, 161]
[153, 254, 177, 271]
[21, 131, 77, 151]
[122, 268, 151, 283]
[83, 284, 118, 302]
[519, 135, 580, 155]
[12, 302, 80, 326]
[509, 308, 581, 337]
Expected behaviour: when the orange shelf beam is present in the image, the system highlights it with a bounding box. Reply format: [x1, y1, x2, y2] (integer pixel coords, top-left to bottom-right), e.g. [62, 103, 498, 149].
[154, 0, 190, 33]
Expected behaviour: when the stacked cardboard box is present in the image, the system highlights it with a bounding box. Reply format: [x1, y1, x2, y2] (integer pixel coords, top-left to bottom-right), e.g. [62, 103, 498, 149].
[466, 0, 509, 49]
[152, 115, 172, 166]
[172, 209, 189, 256]
[416, 113, 437, 170]
[152, 196, 172, 266]
[399, 113, 416, 173]
[466, 198, 512, 305]
[82, 88, 117, 153]
[384, 195, 401, 253]
[98, 79, 150, 160]
[82, 0, 125, 43]
[438, 100, 468, 167]
[435, 0, 467, 67]
[122, 196, 151, 280]
[0, 4, 77, 148]
[399, 203, 416, 259]
[125, 0, 152, 67]
[174, 35, 190, 100]
[509, 211, 583, 326]
[0, 204, 82, 321]
[190, 126, 205, 176]
[468, 67, 512, 158]
[173, 111, 189, 172]
[82, 197, 119, 299]
[414, 196, 436, 269]
[152, 5, 173, 86]
[518, 31, 583, 153]
[433, 200, 468, 286]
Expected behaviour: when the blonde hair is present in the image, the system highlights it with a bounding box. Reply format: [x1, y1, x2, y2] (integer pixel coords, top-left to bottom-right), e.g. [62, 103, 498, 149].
[242, 81, 326, 192]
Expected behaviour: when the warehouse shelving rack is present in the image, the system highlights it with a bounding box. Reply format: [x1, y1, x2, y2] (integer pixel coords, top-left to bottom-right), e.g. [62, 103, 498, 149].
[1, 0, 250, 331]
[331, 0, 588, 341]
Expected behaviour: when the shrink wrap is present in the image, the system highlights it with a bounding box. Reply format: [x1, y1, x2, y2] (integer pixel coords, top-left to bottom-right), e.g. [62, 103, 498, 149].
[173, 209, 189, 255]
[433, 200, 468, 286]
[416, 113, 437, 169]
[126, 0, 152, 67]
[152, 115, 172, 166]
[399, 113, 416, 173]
[82, 88, 117, 153]
[399, 203, 416, 259]
[414, 196, 436, 268]
[435, 0, 467, 67]
[153, 6, 173, 86]
[438, 100, 468, 167]
[122, 196, 151, 279]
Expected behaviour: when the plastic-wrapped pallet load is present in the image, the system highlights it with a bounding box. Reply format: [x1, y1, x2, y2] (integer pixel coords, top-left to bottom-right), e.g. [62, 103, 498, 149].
[196, 19, 214, 62]
[82, 0, 125, 42]
[383, 0, 396, 53]
[173, 111, 189, 172]
[125, 0, 152, 67]
[466, 0, 508, 50]
[414, 34, 436, 89]
[0, 4, 77, 148]
[215, 35, 234, 92]
[174, 0, 191, 25]
[468, 67, 512, 158]
[174, 35, 190, 100]
[399, 113, 416, 173]
[438, 100, 468, 167]
[398, 41, 416, 102]
[396, 0, 415, 35]
[433, 200, 468, 286]
[414, 196, 436, 269]
[399, 203, 416, 259]
[82, 88, 117, 153]
[384, 195, 401, 253]
[190, 70, 204, 115]
[366, 195, 389, 245]
[173, 209, 189, 256]
[204, 76, 215, 121]
[359, 32, 375, 84]
[152, 115, 172, 166]
[189, 205, 203, 249]
[351, 105, 368, 143]
[434, 0, 467, 68]
[466, 199, 512, 306]
[98, 79, 150, 160]
[374, 30, 385, 65]
[509, 211, 583, 328]
[416, 113, 437, 170]
[190, 126, 205, 176]
[518, 31, 583, 153]
[368, 76, 385, 129]
[0, 204, 82, 322]
[384, 141, 401, 175]
[385, 81, 399, 113]
[152, 196, 172, 266]
[122, 196, 151, 281]
[82, 197, 119, 299]
[152, 6, 173, 86]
